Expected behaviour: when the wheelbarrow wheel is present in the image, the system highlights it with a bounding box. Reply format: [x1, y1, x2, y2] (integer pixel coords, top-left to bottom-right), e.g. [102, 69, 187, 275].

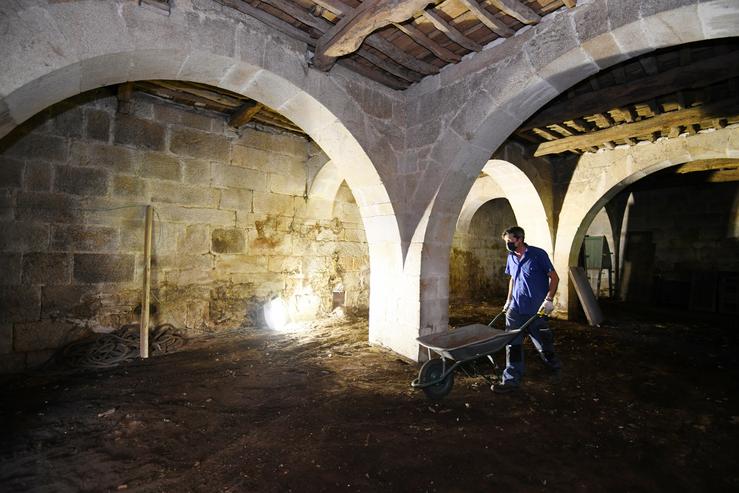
[419, 358, 454, 400]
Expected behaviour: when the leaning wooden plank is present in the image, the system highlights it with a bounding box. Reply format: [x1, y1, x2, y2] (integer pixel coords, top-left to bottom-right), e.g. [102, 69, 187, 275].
[561, 0, 577, 7]
[421, 8, 483, 52]
[458, 0, 515, 37]
[534, 98, 739, 156]
[140, 205, 154, 358]
[487, 0, 540, 25]
[314, 0, 434, 70]
[569, 266, 604, 326]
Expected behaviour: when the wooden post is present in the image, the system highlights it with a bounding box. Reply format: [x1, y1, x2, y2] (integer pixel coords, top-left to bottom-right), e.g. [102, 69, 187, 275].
[140, 205, 154, 358]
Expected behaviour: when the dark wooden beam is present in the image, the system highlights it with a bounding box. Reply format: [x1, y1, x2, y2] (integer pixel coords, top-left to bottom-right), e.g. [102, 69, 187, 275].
[362, 34, 439, 76]
[149, 80, 243, 107]
[707, 168, 739, 182]
[534, 99, 739, 156]
[229, 101, 264, 128]
[487, 0, 540, 25]
[134, 82, 235, 112]
[459, 0, 515, 37]
[218, 0, 316, 46]
[117, 82, 134, 114]
[337, 59, 409, 90]
[356, 46, 423, 83]
[393, 21, 462, 62]
[521, 53, 739, 131]
[421, 8, 483, 52]
[675, 159, 739, 174]
[314, 0, 434, 70]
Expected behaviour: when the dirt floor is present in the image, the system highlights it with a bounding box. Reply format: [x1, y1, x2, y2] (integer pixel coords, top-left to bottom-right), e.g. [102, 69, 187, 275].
[1, 302, 738, 492]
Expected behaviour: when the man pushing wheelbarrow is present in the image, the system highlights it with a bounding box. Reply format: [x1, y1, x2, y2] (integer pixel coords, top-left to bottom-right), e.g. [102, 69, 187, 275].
[493, 226, 561, 393]
[411, 226, 561, 400]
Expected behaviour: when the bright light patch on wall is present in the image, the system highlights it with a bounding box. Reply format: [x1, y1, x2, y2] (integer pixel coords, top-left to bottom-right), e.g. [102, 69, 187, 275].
[264, 297, 289, 331]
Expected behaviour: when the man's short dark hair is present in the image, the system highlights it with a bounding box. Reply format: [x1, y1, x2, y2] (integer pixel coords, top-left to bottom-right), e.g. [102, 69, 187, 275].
[502, 226, 525, 240]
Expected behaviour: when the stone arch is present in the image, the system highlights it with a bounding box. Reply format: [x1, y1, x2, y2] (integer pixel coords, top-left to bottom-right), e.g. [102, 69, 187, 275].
[0, 2, 409, 355]
[554, 127, 739, 314]
[305, 160, 344, 220]
[457, 160, 552, 251]
[412, 0, 739, 333]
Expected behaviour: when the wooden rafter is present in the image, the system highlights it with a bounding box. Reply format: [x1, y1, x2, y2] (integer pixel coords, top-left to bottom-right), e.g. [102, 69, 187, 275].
[421, 8, 483, 52]
[458, 0, 514, 37]
[393, 21, 462, 62]
[522, 52, 739, 131]
[675, 159, 739, 174]
[487, 0, 540, 25]
[314, 0, 434, 70]
[706, 168, 739, 182]
[534, 99, 739, 157]
[229, 101, 263, 128]
[117, 82, 134, 114]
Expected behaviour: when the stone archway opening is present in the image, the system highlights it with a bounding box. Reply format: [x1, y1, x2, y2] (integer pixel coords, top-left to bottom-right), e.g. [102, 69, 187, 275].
[557, 137, 739, 322]
[0, 71, 394, 368]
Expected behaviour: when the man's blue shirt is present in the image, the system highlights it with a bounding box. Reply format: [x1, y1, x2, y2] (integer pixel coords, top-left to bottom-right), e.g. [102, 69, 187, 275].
[505, 244, 554, 315]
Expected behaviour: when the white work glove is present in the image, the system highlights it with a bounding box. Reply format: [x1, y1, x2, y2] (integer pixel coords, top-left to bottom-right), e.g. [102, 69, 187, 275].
[539, 298, 554, 315]
[502, 299, 511, 312]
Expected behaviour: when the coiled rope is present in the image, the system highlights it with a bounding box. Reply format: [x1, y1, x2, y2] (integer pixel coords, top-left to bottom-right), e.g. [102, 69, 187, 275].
[59, 323, 186, 369]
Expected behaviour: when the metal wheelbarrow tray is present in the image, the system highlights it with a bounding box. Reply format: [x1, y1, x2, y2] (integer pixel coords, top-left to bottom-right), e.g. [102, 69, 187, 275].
[411, 312, 542, 400]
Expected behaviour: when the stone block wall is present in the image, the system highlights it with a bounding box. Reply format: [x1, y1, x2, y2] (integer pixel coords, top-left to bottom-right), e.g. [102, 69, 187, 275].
[625, 182, 738, 272]
[0, 90, 369, 372]
[450, 198, 516, 303]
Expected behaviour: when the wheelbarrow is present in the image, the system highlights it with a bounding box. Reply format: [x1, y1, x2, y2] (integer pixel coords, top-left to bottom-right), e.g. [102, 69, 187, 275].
[410, 310, 544, 400]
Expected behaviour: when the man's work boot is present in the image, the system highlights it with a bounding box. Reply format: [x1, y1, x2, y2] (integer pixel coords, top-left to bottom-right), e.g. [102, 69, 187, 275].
[491, 381, 519, 394]
[539, 351, 562, 372]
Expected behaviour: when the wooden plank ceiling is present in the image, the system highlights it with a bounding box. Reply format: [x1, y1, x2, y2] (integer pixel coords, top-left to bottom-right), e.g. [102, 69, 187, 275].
[515, 39, 739, 161]
[120, 80, 305, 134]
[215, 0, 576, 90]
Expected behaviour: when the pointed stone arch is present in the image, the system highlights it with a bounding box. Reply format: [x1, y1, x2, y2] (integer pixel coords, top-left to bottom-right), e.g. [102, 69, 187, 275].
[0, 1, 409, 356]
[409, 0, 739, 335]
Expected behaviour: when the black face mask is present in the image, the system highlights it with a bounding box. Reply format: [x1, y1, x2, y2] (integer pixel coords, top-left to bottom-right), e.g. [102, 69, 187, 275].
[506, 242, 517, 252]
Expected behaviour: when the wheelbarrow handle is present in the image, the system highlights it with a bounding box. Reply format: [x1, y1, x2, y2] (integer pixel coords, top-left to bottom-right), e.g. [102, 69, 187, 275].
[487, 308, 508, 327]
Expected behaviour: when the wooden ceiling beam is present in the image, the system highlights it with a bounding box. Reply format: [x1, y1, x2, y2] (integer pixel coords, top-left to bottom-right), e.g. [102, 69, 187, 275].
[707, 168, 739, 182]
[534, 99, 739, 157]
[149, 80, 243, 107]
[459, 0, 515, 37]
[314, 0, 434, 70]
[134, 82, 235, 112]
[522, 53, 739, 131]
[337, 59, 409, 90]
[393, 21, 462, 63]
[676, 159, 739, 174]
[486, 0, 540, 25]
[117, 82, 134, 114]
[356, 46, 423, 82]
[260, 0, 331, 32]
[229, 101, 264, 128]
[362, 35, 439, 76]
[312, 0, 345, 16]
[421, 8, 483, 52]
[218, 0, 316, 47]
